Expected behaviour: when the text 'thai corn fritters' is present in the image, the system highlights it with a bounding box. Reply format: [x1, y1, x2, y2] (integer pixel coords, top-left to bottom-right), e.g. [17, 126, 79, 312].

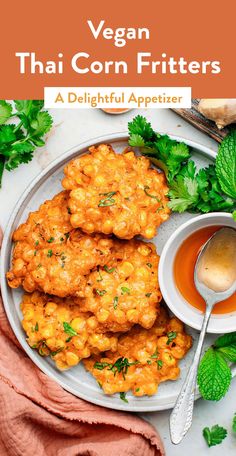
[76, 239, 162, 332]
[83, 308, 192, 397]
[62, 144, 170, 240]
[7, 192, 114, 297]
[21, 292, 119, 370]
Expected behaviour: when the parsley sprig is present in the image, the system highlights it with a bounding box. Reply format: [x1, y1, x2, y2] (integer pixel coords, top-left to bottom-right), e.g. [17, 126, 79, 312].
[0, 100, 53, 187]
[128, 115, 236, 216]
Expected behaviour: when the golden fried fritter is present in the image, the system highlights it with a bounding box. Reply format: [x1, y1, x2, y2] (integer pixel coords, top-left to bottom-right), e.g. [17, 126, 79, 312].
[7, 192, 114, 297]
[76, 239, 162, 332]
[83, 308, 192, 397]
[62, 144, 170, 240]
[21, 292, 118, 370]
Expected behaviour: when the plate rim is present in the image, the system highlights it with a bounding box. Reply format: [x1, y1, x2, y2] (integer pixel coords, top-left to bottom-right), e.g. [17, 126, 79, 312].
[0, 131, 221, 412]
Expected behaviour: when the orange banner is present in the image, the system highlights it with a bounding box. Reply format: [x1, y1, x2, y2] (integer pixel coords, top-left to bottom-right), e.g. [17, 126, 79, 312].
[1, 0, 235, 99]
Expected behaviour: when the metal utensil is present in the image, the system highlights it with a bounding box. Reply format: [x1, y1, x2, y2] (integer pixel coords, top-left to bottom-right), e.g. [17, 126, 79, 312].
[170, 227, 236, 444]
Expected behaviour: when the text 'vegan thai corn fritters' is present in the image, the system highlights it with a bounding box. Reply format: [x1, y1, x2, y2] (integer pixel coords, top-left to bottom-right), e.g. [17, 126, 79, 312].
[76, 239, 162, 332]
[62, 144, 170, 240]
[7, 191, 114, 297]
[83, 308, 192, 397]
[21, 292, 119, 370]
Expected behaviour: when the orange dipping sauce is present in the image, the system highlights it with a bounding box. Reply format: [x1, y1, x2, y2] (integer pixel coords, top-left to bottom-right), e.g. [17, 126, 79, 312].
[174, 226, 236, 314]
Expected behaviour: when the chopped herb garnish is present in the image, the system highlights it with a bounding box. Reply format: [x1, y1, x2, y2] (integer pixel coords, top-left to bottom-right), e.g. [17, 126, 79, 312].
[36, 263, 42, 269]
[67, 207, 72, 214]
[31, 344, 37, 348]
[63, 322, 77, 336]
[47, 249, 53, 257]
[35, 322, 39, 332]
[157, 360, 163, 369]
[145, 292, 152, 297]
[65, 232, 70, 239]
[94, 361, 111, 370]
[144, 185, 161, 202]
[34, 250, 37, 256]
[147, 360, 152, 365]
[98, 191, 117, 207]
[95, 289, 107, 296]
[150, 349, 159, 359]
[60, 237, 64, 242]
[47, 237, 55, 243]
[113, 296, 119, 309]
[104, 265, 116, 274]
[121, 286, 130, 295]
[35, 240, 39, 246]
[120, 392, 128, 403]
[66, 337, 72, 343]
[109, 357, 138, 379]
[146, 262, 152, 268]
[135, 388, 140, 392]
[166, 331, 177, 345]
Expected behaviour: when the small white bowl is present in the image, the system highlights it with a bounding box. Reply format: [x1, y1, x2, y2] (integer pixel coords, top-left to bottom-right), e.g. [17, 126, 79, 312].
[159, 213, 236, 333]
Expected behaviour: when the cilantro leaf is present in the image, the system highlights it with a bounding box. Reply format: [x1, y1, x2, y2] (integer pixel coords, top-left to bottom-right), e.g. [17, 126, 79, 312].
[0, 100, 53, 187]
[197, 348, 231, 401]
[128, 115, 156, 141]
[30, 111, 53, 136]
[168, 176, 199, 212]
[0, 125, 16, 144]
[0, 101, 12, 125]
[216, 130, 236, 199]
[128, 133, 146, 147]
[203, 425, 227, 447]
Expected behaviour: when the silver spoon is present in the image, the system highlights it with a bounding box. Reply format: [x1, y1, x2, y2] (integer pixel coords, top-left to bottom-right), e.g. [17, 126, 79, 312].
[170, 227, 236, 444]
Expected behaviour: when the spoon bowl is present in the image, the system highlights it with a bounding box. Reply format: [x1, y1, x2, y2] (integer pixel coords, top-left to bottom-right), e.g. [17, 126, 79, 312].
[170, 226, 236, 444]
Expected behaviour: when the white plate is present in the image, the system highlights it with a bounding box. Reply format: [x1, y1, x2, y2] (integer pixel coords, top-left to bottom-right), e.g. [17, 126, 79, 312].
[1, 132, 235, 412]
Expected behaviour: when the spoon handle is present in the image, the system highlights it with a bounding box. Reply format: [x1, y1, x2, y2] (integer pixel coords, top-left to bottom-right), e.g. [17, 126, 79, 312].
[169, 304, 212, 444]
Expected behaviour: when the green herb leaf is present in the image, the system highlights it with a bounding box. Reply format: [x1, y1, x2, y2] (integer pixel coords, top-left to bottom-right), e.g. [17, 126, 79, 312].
[166, 331, 177, 345]
[35, 322, 39, 332]
[216, 130, 236, 199]
[121, 286, 130, 295]
[197, 348, 231, 401]
[157, 360, 163, 369]
[232, 414, 236, 433]
[145, 292, 152, 297]
[63, 322, 77, 336]
[94, 361, 111, 370]
[113, 296, 119, 309]
[203, 425, 227, 447]
[47, 237, 55, 243]
[95, 289, 107, 296]
[0, 101, 12, 125]
[47, 249, 53, 257]
[144, 185, 160, 201]
[120, 392, 128, 403]
[104, 265, 116, 274]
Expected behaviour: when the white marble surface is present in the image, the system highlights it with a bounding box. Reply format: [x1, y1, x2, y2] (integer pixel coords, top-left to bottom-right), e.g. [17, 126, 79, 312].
[1, 108, 235, 455]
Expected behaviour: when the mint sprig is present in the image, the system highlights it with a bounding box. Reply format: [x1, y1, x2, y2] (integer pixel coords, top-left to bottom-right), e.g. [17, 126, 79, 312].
[197, 332, 236, 401]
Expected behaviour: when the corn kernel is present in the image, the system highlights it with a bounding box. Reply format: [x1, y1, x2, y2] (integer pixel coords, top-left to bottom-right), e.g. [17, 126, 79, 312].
[66, 352, 79, 366]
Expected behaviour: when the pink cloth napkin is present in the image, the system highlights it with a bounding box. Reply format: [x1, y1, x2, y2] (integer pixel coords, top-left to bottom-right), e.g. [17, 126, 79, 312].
[0, 228, 165, 456]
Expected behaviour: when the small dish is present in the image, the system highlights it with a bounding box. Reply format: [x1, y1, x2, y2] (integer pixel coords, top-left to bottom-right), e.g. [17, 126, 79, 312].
[158, 213, 236, 334]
